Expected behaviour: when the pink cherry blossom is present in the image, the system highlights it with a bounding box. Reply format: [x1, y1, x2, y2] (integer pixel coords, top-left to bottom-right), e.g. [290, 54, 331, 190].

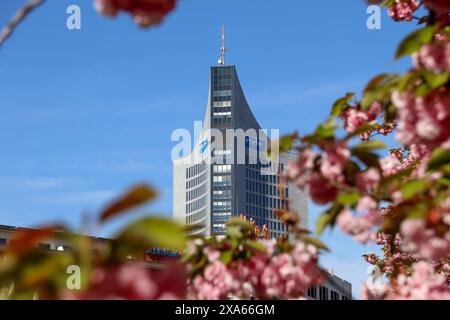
[387, 0, 420, 21]
[413, 42, 450, 73]
[389, 261, 450, 299]
[423, 0, 450, 15]
[320, 141, 350, 183]
[392, 89, 450, 148]
[357, 196, 378, 212]
[340, 102, 382, 134]
[380, 152, 404, 176]
[62, 262, 186, 300]
[301, 172, 339, 205]
[401, 219, 450, 261]
[356, 168, 381, 193]
[336, 209, 379, 243]
[94, 0, 177, 27]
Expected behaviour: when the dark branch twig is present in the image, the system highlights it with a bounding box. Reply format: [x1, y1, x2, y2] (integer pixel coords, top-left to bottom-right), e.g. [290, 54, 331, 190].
[0, 0, 45, 49]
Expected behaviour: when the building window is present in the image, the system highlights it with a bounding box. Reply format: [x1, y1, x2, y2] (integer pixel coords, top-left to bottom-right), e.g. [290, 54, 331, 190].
[0, 238, 7, 245]
[319, 286, 329, 300]
[38, 243, 51, 250]
[331, 290, 340, 300]
[213, 165, 231, 173]
[307, 287, 317, 299]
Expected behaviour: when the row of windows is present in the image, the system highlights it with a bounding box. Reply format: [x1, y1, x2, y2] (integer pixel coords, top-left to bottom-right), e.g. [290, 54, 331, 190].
[213, 111, 232, 117]
[246, 180, 288, 199]
[0, 238, 73, 251]
[213, 73, 232, 80]
[213, 164, 232, 173]
[186, 171, 207, 190]
[213, 201, 232, 211]
[214, 149, 231, 156]
[213, 174, 232, 186]
[212, 66, 233, 74]
[186, 183, 206, 202]
[246, 192, 286, 209]
[212, 101, 232, 107]
[212, 117, 232, 128]
[245, 168, 281, 185]
[186, 208, 207, 225]
[213, 107, 231, 115]
[307, 286, 350, 300]
[186, 195, 206, 214]
[246, 163, 285, 171]
[213, 189, 231, 200]
[186, 163, 206, 179]
[212, 90, 231, 97]
[212, 84, 232, 92]
[213, 211, 231, 217]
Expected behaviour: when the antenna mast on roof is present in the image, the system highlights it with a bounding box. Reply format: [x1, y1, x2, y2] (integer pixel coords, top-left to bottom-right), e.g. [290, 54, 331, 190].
[218, 25, 226, 65]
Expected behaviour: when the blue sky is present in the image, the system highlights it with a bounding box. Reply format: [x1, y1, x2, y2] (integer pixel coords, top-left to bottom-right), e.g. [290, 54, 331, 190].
[0, 0, 418, 297]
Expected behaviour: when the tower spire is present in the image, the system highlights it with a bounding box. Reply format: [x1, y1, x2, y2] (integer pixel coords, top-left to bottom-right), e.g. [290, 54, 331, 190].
[218, 25, 226, 65]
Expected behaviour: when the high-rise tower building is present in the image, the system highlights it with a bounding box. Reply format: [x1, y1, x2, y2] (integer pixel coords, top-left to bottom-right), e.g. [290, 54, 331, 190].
[173, 30, 308, 238]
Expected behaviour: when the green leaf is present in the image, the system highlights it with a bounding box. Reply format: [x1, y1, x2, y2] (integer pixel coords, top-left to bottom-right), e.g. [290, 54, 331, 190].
[115, 217, 186, 252]
[422, 70, 449, 89]
[361, 74, 399, 109]
[401, 179, 428, 200]
[225, 217, 252, 230]
[226, 226, 243, 239]
[396, 71, 420, 92]
[407, 203, 428, 219]
[381, 0, 395, 6]
[331, 93, 354, 116]
[219, 250, 233, 264]
[351, 149, 381, 169]
[364, 74, 391, 93]
[268, 132, 298, 158]
[300, 236, 329, 251]
[337, 191, 361, 206]
[428, 148, 450, 171]
[395, 26, 437, 59]
[315, 204, 343, 235]
[345, 123, 379, 140]
[245, 240, 267, 252]
[100, 184, 157, 222]
[314, 117, 337, 139]
[352, 140, 386, 152]
[415, 83, 431, 97]
[436, 177, 450, 186]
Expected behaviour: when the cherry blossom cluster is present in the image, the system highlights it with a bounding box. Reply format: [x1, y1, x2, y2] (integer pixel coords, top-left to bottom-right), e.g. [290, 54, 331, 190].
[388, 0, 420, 22]
[401, 219, 450, 261]
[364, 232, 417, 277]
[63, 262, 187, 300]
[94, 0, 176, 27]
[392, 89, 450, 149]
[362, 261, 450, 299]
[285, 142, 353, 205]
[413, 42, 450, 73]
[283, 1, 450, 300]
[370, 0, 450, 21]
[187, 240, 324, 300]
[336, 209, 379, 243]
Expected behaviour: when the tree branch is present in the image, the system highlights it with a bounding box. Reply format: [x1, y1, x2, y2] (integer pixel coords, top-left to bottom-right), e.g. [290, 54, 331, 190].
[0, 0, 45, 49]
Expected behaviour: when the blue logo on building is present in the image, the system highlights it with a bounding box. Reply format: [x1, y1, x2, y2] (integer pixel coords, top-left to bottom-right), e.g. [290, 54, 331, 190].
[199, 139, 209, 155]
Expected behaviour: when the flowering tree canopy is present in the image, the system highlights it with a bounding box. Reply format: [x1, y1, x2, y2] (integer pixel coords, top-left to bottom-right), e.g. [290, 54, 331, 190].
[0, 0, 449, 300]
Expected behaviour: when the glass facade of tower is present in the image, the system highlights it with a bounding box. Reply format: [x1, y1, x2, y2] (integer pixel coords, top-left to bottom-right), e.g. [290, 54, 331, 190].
[173, 65, 308, 238]
[210, 66, 234, 235]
